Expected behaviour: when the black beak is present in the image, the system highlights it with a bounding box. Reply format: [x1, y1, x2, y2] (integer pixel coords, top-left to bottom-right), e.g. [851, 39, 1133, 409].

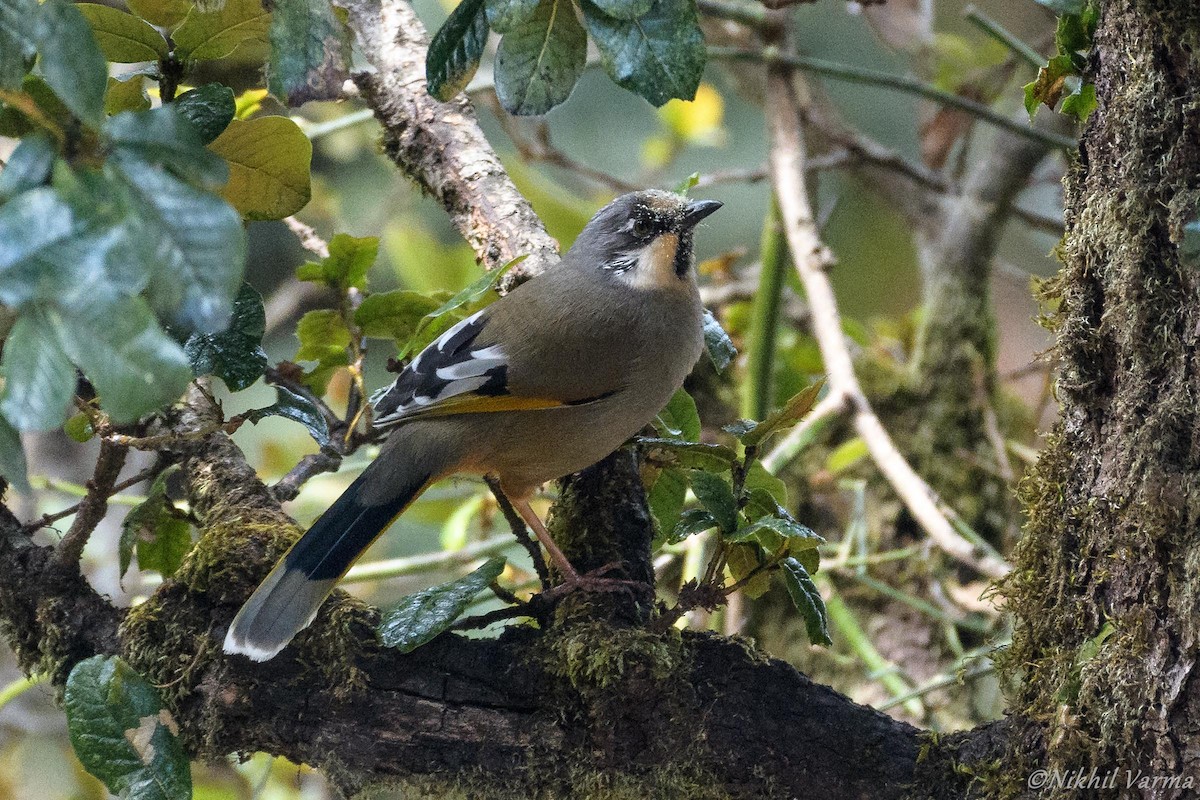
[682, 199, 723, 228]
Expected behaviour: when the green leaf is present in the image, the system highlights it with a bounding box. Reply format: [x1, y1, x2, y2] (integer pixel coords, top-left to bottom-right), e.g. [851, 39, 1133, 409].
[638, 437, 736, 472]
[0, 187, 90, 310]
[494, 0, 586, 115]
[423, 257, 521, 320]
[54, 298, 192, 423]
[378, 557, 506, 652]
[32, 0, 108, 126]
[297, 233, 379, 292]
[653, 388, 700, 441]
[780, 557, 831, 646]
[581, 0, 706, 107]
[739, 381, 823, 448]
[0, 413, 30, 493]
[105, 73, 152, 115]
[700, 309, 736, 371]
[1060, 81, 1096, 122]
[0, 309, 76, 431]
[428, 0, 489, 99]
[484, 0, 535, 33]
[175, 83, 235, 144]
[63, 412, 95, 442]
[243, 384, 330, 446]
[647, 465, 687, 543]
[207, 116, 312, 220]
[726, 542, 770, 598]
[742, 461, 788, 508]
[120, 465, 191, 580]
[0, 0, 38, 90]
[354, 290, 442, 342]
[589, 0, 652, 20]
[0, 132, 55, 200]
[688, 469, 737, 534]
[1181, 219, 1200, 269]
[728, 515, 822, 556]
[183, 283, 267, 391]
[78, 4, 169, 63]
[106, 106, 229, 188]
[675, 171, 700, 194]
[267, 0, 353, 105]
[109, 152, 246, 335]
[125, 0, 192, 29]
[64, 655, 192, 800]
[670, 507, 716, 543]
[295, 308, 350, 363]
[173, 0, 270, 62]
[825, 436, 868, 475]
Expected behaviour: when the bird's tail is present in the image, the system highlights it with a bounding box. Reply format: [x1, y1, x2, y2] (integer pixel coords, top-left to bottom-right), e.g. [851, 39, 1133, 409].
[223, 452, 434, 662]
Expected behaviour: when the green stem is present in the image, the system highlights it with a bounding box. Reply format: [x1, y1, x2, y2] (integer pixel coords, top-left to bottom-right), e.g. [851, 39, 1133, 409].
[822, 583, 924, 718]
[297, 109, 377, 140]
[742, 198, 788, 423]
[342, 534, 515, 584]
[0, 673, 44, 712]
[964, 5, 1044, 69]
[707, 46, 1077, 151]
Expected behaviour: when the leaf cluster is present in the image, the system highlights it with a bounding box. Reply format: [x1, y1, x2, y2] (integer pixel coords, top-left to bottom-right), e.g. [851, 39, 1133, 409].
[1023, 0, 1099, 123]
[0, 0, 324, 489]
[426, 0, 707, 115]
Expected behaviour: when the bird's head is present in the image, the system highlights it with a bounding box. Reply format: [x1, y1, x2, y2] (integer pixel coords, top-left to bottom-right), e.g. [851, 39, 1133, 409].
[570, 190, 722, 289]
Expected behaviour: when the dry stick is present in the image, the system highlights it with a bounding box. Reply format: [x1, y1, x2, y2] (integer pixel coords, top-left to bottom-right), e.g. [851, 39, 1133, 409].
[51, 440, 128, 569]
[765, 69, 1011, 580]
[26, 465, 158, 532]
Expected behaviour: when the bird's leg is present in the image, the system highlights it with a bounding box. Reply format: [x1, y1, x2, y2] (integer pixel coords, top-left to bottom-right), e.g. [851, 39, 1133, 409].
[511, 497, 581, 581]
[510, 497, 637, 598]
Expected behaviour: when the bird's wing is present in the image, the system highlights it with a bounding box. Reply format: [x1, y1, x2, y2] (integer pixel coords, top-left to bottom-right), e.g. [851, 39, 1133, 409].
[370, 308, 611, 428]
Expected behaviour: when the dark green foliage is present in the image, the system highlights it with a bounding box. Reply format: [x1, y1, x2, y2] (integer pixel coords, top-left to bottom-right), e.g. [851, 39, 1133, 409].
[428, 0, 490, 100]
[267, 0, 352, 105]
[174, 83, 236, 144]
[64, 656, 192, 800]
[581, 0, 705, 107]
[119, 466, 193, 581]
[701, 309, 737, 372]
[428, 0, 706, 113]
[495, 0, 586, 115]
[1024, 0, 1098, 122]
[184, 283, 268, 392]
[243, 385, 331, 447]
[378, 557, 506, 652]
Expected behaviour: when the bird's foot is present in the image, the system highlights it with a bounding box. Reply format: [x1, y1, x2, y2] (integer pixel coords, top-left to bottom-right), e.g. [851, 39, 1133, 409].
[555, 561, 652, 599]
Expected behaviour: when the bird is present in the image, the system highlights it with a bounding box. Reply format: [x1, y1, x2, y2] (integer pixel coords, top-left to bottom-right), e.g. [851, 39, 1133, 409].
[223, 190, 722, 661]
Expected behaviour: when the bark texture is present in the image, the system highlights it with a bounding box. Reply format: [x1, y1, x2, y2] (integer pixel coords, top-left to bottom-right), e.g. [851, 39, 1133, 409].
[1002, 3, 1200, 796]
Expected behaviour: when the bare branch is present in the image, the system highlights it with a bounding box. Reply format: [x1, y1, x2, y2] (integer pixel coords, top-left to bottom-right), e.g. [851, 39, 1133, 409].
[342, 0, 560, 288]
[51, 440, 127, 570]
[766, 68, 1010, 580]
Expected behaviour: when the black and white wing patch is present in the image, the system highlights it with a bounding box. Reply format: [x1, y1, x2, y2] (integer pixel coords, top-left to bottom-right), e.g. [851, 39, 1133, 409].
[370, 310, 508, 428]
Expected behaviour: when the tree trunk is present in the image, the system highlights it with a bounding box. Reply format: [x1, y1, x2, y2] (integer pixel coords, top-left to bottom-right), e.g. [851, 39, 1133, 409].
[1002, 2, 1200, 796]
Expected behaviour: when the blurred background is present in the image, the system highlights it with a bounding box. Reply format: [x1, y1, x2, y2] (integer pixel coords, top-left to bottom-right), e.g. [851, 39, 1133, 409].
[1, 0, 1066, 795]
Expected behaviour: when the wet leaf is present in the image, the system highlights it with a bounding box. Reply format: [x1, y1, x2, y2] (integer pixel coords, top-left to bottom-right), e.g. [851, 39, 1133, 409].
[581, 0, 705, 107]
[378, 557, 506, 652]
[428, 0, 489, 99]
[64, 656, 191, 800]
[494, 0, 586, 115]
[267, 0, 353, 105]
[781, 557, 831, 646]
[184, 283, 267, 391]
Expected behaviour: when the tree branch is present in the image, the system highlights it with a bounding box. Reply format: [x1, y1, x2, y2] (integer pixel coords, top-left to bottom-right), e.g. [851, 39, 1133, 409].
[765, 68, 1010, 580]
[342, 0, 560, 288]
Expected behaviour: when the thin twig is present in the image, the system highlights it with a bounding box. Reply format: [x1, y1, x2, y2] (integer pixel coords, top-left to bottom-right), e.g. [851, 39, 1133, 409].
[483, 476, 550, 590]
[711, 46, 1078, 151]
[25, 465, 159, 530]
[51, 440, 128, 569]
[283, 216, 331, 259]
[272, 452, 344, 503]
[343, 533, 515, 584]
[765, 68, 1010, 580]
[964, 5, 1044, 69]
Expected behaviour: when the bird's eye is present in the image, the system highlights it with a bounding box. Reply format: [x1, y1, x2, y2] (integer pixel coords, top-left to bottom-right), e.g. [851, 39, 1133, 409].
[631, 218, 653, 238]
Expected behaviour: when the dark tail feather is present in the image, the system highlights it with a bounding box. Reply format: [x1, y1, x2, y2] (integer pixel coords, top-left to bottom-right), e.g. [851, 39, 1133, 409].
[223, 462, 431, 661]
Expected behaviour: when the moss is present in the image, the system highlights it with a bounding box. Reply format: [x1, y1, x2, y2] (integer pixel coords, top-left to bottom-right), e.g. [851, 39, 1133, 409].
[536, 621, 682, 693]
[365, 761, 733, 800]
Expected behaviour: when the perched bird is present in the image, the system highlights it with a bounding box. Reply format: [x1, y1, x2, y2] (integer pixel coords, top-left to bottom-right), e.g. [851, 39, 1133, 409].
[224, 190, 722, 661]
